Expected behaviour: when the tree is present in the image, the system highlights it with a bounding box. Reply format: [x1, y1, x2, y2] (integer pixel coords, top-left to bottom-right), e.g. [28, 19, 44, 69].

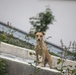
[29, 7, 55, 32]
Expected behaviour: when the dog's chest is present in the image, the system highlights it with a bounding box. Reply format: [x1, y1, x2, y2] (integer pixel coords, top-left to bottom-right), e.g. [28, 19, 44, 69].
[37, 45, 43, 56]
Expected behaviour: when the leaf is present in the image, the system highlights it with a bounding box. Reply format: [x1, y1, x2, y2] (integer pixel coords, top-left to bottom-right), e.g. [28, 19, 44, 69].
[72, 69, 76, 74]
[29, 52, 33, 55]
[68, 65, 72, 68]
[57, 59, 62, 64]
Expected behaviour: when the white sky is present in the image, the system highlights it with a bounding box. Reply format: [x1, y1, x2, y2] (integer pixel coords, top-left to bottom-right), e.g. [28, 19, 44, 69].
[0, 0, 76, 46]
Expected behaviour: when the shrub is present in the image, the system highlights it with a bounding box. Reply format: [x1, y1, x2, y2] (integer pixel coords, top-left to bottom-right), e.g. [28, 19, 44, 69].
[0, 60, 8, 75]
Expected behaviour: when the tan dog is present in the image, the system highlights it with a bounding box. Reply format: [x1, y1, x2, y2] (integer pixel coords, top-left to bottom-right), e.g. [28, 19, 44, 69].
[34, 32, 52, 68]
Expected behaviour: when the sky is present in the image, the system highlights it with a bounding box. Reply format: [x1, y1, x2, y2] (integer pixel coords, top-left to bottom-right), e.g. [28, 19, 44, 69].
[0, 0, 76, 46]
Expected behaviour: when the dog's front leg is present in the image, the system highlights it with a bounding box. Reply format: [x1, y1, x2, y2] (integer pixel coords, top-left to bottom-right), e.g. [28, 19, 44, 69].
[34, 46, 39, 66]
[41, 52, 45, 67]
[35, 51, 39, 66]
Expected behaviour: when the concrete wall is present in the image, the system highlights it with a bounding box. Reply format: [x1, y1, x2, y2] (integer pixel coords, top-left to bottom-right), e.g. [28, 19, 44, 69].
[0, 42, 76, 70]
[0, 55, 60, 75]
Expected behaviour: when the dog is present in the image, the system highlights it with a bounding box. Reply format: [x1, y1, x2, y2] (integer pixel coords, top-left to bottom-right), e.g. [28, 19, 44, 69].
[34, 32, 52, 68]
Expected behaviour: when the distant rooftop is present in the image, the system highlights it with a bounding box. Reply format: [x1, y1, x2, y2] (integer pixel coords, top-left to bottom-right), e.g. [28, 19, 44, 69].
[0, 21, 27, 35]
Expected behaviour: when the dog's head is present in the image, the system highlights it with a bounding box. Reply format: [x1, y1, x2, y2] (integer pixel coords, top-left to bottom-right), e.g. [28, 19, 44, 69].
[34, 32, 45, 42]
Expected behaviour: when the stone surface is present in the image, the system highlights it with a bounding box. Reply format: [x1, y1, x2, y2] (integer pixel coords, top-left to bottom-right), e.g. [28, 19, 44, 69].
[0, 55, 60, 75]
[0, 42, 76, 70]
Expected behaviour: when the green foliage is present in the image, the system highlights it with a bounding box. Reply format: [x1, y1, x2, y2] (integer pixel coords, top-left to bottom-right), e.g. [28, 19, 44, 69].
[0, 31, 34, 49]
[29, 52, 41, 64]
[29, 64, 40, 75]
[29, 52, 40, 75]
[71, 41, 76, 60]
[57, 58, 76, 75]
[72, 52, 76, 60]
[71, 66, 76, 75]
[60, 39, 76, 60]
[0, 33, 6, 41]
[29, 7, 55, 32]
[56, 40, 76, 75]
[0, 60, 8, 75]
[57, 59, 62, 65]
[29, 52, 36, 56]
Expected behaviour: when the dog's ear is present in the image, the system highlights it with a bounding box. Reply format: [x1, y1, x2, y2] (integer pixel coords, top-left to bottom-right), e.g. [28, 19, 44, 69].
[42, 32, 45, 35]
[34, 32, 37, 35]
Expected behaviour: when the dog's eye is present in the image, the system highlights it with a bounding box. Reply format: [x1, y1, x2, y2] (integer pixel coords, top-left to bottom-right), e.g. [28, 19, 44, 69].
[40, 35, 42, 37]
[36, 35, 38, 37]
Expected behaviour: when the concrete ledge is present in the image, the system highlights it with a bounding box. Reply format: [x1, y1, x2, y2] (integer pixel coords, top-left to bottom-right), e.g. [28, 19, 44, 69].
[0, 42, 76, 69]
[0, 55, 60, 75]
[0, 42, 28, 59]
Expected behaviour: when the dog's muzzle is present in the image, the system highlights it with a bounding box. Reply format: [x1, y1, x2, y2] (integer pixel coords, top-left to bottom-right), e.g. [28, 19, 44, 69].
[38, 39, 40, 41]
